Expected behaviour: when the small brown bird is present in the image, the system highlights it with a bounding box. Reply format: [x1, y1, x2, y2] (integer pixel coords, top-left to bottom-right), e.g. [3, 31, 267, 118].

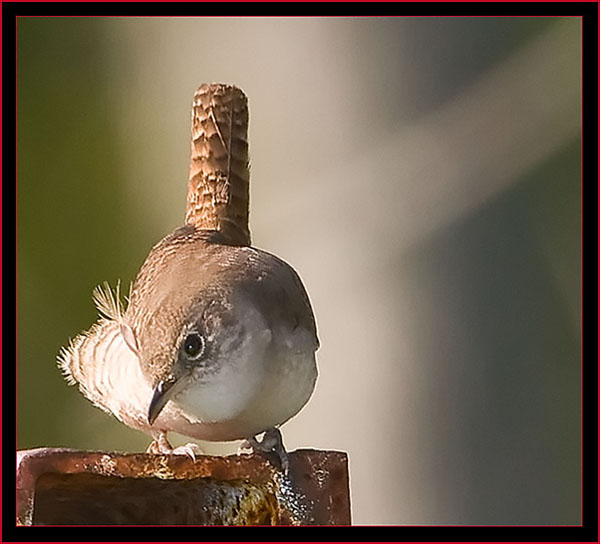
[58, 83, 319, 470]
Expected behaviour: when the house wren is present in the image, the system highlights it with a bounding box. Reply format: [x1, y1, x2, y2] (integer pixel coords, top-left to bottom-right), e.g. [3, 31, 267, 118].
[58, 83, 319, 470]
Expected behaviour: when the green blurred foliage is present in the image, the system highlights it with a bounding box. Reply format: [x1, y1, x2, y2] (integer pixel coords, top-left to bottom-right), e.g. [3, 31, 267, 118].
[17, 18, 148, 450]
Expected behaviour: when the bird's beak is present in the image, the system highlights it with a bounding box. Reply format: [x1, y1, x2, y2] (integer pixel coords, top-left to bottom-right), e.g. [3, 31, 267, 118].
[148, 376, 178, 425]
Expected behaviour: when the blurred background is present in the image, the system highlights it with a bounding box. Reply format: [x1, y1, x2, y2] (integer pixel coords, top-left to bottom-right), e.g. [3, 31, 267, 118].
[17, 17, 581, 524]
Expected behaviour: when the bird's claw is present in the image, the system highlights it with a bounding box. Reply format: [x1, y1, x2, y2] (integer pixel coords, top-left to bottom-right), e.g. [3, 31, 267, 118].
[146, 433, 202, 460]
[146, 432, 174, 454]
[244, 428, 290, 474]
[172, 442, 203, 461]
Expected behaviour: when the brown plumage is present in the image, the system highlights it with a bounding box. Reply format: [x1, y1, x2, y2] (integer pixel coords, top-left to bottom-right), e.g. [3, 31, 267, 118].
[127, 225, 319, 387]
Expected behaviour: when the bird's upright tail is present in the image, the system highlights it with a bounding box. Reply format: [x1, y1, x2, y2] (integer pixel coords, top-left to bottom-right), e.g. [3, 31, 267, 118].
[185, 83, 251, 246]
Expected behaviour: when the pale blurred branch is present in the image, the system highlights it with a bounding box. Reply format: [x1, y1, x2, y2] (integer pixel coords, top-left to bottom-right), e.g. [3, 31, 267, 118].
[290, 19, 580, 252]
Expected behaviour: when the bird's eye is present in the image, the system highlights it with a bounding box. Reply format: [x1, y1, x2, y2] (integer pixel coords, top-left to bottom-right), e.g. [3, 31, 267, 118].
[183, 333, 205, 359]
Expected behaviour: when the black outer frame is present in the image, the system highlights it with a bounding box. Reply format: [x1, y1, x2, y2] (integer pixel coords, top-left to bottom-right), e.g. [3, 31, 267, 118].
[3, 2, 597, 542]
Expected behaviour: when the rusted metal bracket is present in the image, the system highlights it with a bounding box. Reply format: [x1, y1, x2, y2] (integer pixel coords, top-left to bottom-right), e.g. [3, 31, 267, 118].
[16, 448, 350, 525]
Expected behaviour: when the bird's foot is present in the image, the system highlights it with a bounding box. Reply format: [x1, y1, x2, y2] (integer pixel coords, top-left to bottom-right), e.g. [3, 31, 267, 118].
[242, 427, 289, 474]
[171, 442, 203, 461]
[146, 433, 203, 460]
[146, 431, 173, 454]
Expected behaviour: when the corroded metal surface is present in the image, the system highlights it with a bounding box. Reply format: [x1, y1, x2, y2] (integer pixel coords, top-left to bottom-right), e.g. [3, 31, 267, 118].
[16, 448, 350, 526]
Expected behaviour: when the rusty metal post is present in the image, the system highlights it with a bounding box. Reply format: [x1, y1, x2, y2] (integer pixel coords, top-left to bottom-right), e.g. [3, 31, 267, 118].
[16, 448, 350, 525]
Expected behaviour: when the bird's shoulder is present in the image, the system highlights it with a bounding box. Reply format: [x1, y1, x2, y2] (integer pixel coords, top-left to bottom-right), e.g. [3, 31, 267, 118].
[220, 244, 319, 351]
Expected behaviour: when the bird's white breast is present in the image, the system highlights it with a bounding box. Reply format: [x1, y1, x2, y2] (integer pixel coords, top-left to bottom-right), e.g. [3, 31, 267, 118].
[172, 323, 317, 440]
